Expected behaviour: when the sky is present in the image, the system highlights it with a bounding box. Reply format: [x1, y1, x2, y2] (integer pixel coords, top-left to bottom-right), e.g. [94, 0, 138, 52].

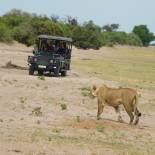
[0, 0, 155, 33]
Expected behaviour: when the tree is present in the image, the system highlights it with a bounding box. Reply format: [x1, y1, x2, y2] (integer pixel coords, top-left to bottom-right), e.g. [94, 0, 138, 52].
[0, 22, 12, 42]
[126, 33, 142, 46]
[50, 14, 59, 22]
[102, 24, 119, 32]
[132, 25, 154, 46]
[73, 21, 102, 49]
[65, 16, 78, 26]
[12, 21, 35, 46]
[2, 9, 32, 31]
[0, 9, 150, 48]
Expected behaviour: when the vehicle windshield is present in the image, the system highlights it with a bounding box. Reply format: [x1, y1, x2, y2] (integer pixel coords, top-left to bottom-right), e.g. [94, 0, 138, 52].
[35, 51, 60, 57]
[34, 38, 72, 59]
[37, 39, 69, 51]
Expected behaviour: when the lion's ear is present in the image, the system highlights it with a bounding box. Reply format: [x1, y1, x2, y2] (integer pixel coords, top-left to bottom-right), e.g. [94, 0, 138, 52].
[92, 85, 97, 91]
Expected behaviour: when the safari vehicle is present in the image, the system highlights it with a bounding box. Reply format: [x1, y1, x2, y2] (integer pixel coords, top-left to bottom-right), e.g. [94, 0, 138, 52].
[27, 35, 72, 76]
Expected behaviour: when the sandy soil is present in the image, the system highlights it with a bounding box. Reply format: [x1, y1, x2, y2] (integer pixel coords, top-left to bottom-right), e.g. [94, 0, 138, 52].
[0, 42, 155, 155]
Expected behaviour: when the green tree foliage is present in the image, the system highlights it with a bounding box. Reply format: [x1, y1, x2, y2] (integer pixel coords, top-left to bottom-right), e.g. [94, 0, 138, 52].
[65, 16, 78, 26]
[132, 25, 154, 46]
[101, 31, 142, 46]
[31, 18, 63, 36]
[126, 33, 143, 46]
[73, 21, 102, 49]
[50, 14, 59, 23]
[0, 21, 12, 42]
[12, 21, 35, 46]
[0, 9, 153, 49]
[102, 24, 119, 32]
[3, 9, 31, 28]
[102, 31, 127, 45]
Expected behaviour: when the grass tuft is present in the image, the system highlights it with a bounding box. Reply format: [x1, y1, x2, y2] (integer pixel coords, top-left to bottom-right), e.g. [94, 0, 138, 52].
[80, 86, 91, 97]
[38, 75, 45, 80]
[31, 107, 42, 116]
[59, 98, 67, 110]
[96, 125, 105, 133]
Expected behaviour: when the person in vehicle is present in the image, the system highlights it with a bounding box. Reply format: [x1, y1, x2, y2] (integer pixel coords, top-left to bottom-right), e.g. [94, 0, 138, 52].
[54, 41, 60, 52]
[57, 42, 66, 55]
[41, 40, 48, 51]
[47, 41, 54, 52]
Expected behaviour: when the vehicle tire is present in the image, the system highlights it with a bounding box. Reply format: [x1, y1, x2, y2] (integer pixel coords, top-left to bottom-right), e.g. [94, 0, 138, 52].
[54, 67, 60, 77]
[29, 66, 34, 75]
[38, 70, 43, 75]
[61, 71, 67, 76]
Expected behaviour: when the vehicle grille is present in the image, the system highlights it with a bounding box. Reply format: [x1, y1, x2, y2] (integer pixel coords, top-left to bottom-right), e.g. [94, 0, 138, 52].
[35, 56, 51, 66]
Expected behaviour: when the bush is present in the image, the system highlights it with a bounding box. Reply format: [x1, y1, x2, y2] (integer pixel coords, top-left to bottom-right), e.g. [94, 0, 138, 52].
[12, 21, 36, 46]
[31, 18, 64, 36]
[126, 33, 143, 46]
[0, 9, 153, 48]
[101, 32, 127, 45]
[133, 25, 154, 46]
[0, 22, 13, 42]
[73, 21, 102, 49]
[101, 31, 142, 46]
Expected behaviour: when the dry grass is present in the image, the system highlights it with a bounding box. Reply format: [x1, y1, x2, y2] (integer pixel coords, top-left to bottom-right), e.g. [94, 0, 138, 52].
[1, 44, 155, 155]
[72, 47, 155, 90]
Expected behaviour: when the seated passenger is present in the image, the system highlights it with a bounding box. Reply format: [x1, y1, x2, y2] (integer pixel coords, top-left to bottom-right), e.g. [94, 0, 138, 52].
[46, 42, 53, 52]
[41, 40, 48, 51]
[57, 43, 65, 55]
[54, 41, 60, 52]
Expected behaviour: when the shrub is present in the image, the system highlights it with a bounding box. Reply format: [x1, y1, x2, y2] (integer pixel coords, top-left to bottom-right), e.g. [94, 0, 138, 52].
[126, 33, 143, 46]
[12, 21, 36, 46]
[133, 25, 154, 46]
[101, 31, 143, 46]
[73, 21, 102, 49]
[0, 22, 13, 42]
[0, 9, 153, 48]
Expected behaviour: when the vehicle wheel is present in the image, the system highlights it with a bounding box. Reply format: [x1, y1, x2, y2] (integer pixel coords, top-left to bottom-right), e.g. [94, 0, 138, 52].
[61, 71, 67, 76]
[29, 66, 34, 75]
[54, 67, 60, 77]
[38, 70, 43, 75]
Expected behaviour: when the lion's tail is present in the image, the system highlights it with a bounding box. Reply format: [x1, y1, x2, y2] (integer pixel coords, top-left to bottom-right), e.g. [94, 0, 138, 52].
[134, 94, 141, 117]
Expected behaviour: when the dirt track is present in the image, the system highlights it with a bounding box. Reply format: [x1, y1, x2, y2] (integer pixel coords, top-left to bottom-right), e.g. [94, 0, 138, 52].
[0, 42, 155, 155]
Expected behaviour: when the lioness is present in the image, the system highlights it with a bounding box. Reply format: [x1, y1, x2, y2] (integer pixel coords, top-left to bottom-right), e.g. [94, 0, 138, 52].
[91, 84, 141, 125]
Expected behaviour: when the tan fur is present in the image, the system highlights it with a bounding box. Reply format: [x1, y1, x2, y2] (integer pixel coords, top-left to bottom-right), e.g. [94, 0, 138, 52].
[91, 84, 141, 125]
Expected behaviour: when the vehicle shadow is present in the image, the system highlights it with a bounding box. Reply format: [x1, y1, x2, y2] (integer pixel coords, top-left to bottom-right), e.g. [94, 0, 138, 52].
[36, 72, 68, 78]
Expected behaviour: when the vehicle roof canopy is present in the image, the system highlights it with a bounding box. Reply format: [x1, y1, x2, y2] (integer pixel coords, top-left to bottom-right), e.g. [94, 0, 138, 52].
[38, 35, 72, 42]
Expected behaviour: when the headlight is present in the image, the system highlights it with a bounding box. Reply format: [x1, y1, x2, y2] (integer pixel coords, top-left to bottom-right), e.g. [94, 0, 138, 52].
[34, 58, 37, 62]
[50, 60, 53, 63]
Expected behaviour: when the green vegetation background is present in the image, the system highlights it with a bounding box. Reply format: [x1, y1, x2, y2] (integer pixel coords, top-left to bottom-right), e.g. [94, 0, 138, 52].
[0, 9, 154, 49]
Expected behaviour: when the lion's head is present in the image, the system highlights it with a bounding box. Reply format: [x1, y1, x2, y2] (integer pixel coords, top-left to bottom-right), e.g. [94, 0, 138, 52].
[90, 85, 98, 99]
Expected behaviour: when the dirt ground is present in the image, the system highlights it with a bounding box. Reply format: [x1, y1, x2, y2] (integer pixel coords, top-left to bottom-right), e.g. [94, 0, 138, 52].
[0, 42, 155, 155]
